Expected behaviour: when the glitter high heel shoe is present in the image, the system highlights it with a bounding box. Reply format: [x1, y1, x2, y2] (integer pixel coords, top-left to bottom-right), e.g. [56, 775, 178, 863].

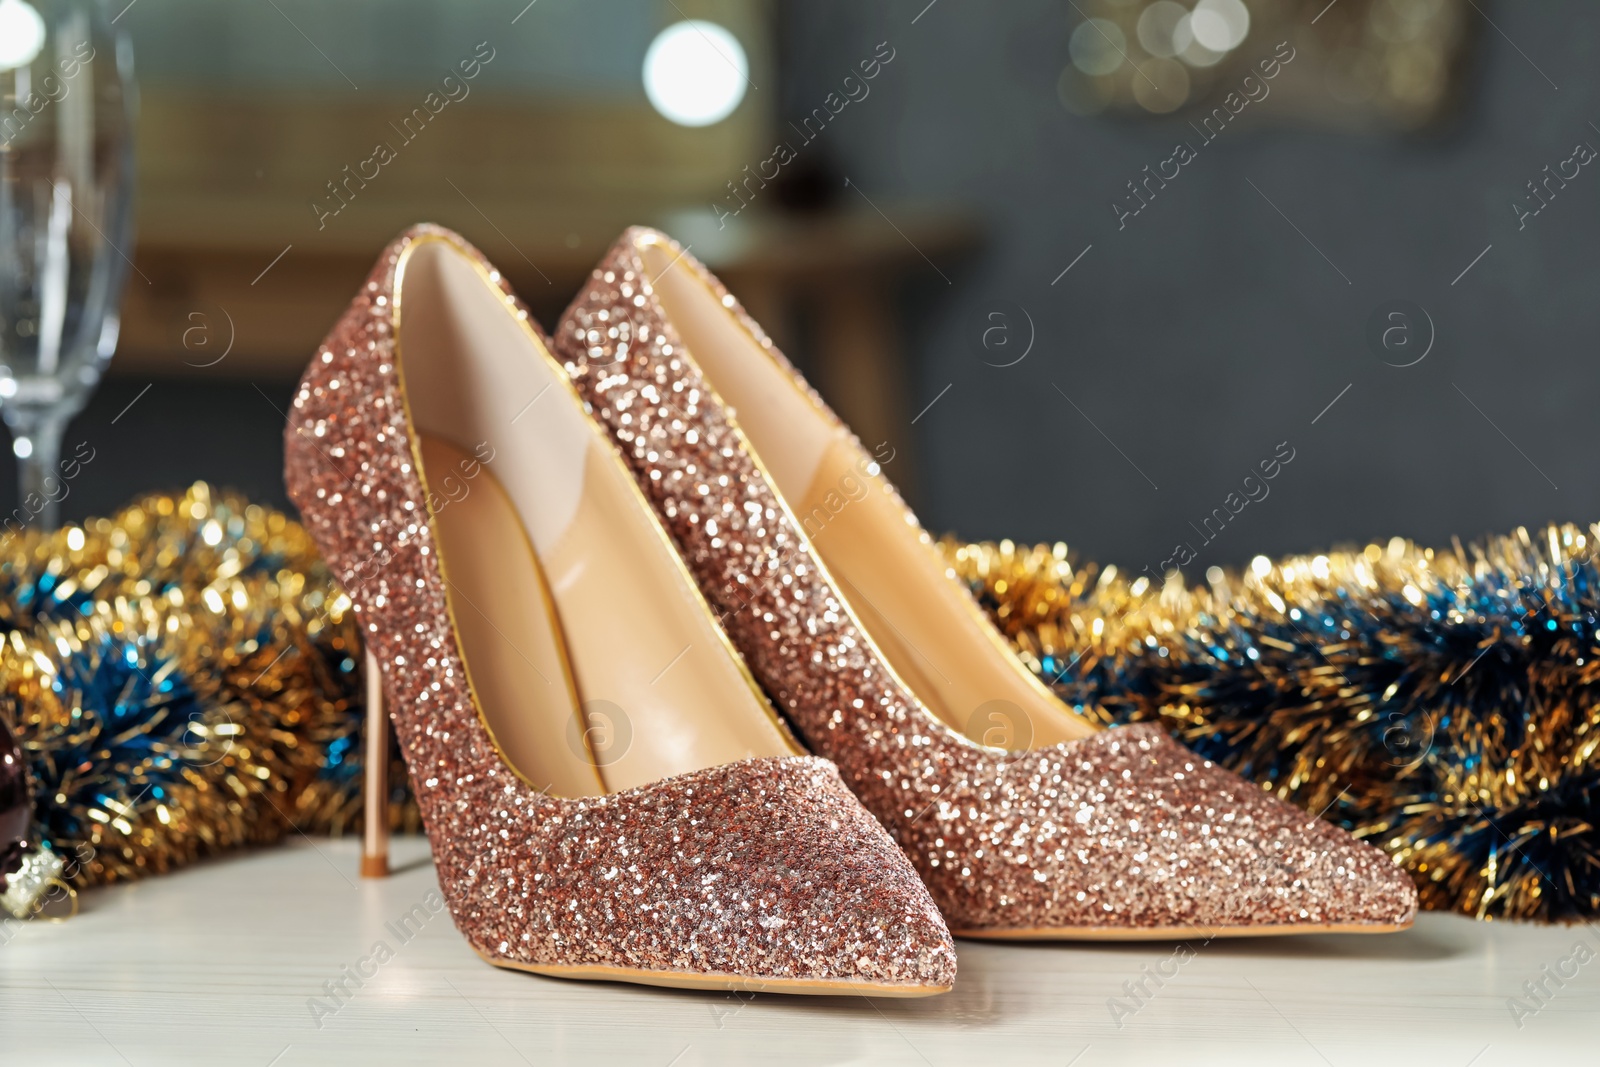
[284, 224, 955, 994]
[553, 228, 1419, 939]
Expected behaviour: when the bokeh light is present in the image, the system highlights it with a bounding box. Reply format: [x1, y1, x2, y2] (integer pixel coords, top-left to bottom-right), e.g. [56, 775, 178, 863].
[642, 20, 748, 128]
[1069, 18, 1128, 77]
[0, 0, 47, 72]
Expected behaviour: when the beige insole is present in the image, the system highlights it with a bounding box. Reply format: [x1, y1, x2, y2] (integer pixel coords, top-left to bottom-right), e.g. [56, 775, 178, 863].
[640, 237, 1095, 749]
[400, 237, 797, 801]
[796, 438, 1090, 748]
[419, 434, 599, 798]
[537, 435, 798, 793]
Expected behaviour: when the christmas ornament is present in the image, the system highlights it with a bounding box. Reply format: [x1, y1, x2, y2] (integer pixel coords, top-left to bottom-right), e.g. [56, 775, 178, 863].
[0, 714, 34, 910]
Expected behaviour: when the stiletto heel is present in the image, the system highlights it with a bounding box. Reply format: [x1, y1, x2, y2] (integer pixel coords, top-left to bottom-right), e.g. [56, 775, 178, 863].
[286, 224, 954, 993]
[557, 228, 1420, 939]
[360, 648, 389, 879]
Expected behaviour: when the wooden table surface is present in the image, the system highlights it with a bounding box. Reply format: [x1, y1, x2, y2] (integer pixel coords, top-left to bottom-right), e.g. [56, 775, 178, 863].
[2, 836, 1589, 1065]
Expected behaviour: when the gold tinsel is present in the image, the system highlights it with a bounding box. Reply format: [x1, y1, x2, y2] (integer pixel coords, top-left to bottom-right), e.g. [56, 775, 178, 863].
[8, 479, 1592, 921]
[0, 484, 405, 888]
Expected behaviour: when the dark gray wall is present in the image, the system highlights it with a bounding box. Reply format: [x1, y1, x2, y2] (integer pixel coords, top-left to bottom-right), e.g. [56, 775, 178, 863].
[779, 0, 1600, 576]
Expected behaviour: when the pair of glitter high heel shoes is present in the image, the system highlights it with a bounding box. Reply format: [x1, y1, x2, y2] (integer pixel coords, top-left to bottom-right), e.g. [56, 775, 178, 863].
[285, 225, 1417, 997]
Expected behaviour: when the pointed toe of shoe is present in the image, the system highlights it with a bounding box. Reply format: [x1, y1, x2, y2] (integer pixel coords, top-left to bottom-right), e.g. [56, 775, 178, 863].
[925, 723, 1417, 937]
[1148, 734, 1419, 932]
[1239, 789, 1420, 931]
[785, 876, 957, 994]
[810, 851, 959, 993]
[743, 758, 957, 993]
[535, 757, 956, 994]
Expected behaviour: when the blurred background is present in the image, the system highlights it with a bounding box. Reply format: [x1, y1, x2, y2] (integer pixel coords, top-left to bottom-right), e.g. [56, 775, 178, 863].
[10, 0, 1597, 577]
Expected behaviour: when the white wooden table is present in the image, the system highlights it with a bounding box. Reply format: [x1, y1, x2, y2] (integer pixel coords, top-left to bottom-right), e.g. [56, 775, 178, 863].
[1, 837, 1592, 1065]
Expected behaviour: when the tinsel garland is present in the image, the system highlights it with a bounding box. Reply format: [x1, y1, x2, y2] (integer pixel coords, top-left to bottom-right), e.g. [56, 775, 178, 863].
[8, 481, 1598, 923]
[0, 484, 415, 889]
[942, 527, 1600, 923]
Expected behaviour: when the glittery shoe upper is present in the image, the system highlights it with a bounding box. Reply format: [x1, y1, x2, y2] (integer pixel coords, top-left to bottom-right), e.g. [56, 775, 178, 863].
[554, 228, 1419, 935]
[284, 225, 956, 989]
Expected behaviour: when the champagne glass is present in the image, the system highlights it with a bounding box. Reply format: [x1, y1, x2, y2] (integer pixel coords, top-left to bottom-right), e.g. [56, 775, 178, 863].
[0, 0, 135, 530]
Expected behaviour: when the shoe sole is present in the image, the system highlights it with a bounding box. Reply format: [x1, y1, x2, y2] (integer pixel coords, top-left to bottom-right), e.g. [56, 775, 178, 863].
[474, 947, 952, 996]
[952, 920, 1413, 941]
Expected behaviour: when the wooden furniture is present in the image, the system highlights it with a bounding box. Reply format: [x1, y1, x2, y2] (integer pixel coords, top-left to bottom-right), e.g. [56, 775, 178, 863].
[117, 90, 979, 499]
[117, 88, 769, 378]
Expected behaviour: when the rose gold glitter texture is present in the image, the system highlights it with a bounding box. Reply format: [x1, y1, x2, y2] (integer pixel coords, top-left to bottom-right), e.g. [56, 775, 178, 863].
[554, 228, 1419, 937]
[284, 225, 956, 993]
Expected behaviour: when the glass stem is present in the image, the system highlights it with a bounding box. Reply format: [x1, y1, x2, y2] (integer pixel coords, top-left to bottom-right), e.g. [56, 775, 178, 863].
[10, 415, 65, 531]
